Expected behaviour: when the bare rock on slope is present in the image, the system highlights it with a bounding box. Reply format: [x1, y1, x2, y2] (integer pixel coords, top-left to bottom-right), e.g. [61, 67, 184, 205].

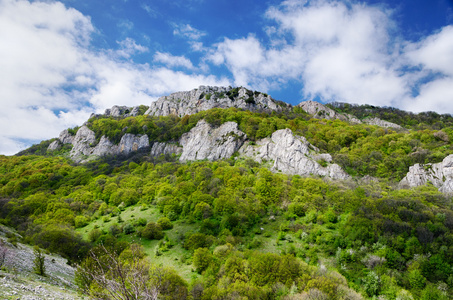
[179, 120, 247, 161]
[399, 154, 453, 193]
[297, 100, 402, 129]
[239, 128, 350, 180]
[150, 142, 182, 157]
[145, 86, 288, 117]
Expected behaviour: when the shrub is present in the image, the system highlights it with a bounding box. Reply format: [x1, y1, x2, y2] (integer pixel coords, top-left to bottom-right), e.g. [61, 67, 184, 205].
[33, 246, 46, 276]
[142, 222, 163, 240]
[157, 217, 173, 230]
[193, 248, 212, 273]
[123, 223, 135, 235]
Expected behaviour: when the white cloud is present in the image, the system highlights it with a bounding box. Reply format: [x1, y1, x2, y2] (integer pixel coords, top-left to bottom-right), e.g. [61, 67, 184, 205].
[0, 0, 227, 155]
[405, 26, 453, 76]
[401, 25, 453, 112]
[173, 24, 206, 40]
[116, 38, 148, 58]
[208, 0, 407, 106]
[206, 0, 453, 113]
[153, 52, 194, 69]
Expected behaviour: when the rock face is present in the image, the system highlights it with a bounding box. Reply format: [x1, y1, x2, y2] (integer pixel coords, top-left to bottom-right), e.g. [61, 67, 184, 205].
[150, 142, 182, 157]
[47, 140, 61, 151]
[180, 120, 247, 161]
[104, 105, 141, 117]
[68, 126, 150, 162]
[59, 129, 74, 144]
[239, 129, 350, 180]
[362, 117, 402, 130]
[297, 101, 361, 124]
[118, 134, 150, 155]
[70, 125, 96, 158]
[399, 154, 453, 193]
[145, 86, 288, 117]
[297, 100, 403, 129]
[47, 129, 75, 151]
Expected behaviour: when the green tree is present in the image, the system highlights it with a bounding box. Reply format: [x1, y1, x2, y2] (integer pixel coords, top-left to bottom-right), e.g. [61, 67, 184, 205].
[33, 246, 46, 276]
[193, 248, 212, 273]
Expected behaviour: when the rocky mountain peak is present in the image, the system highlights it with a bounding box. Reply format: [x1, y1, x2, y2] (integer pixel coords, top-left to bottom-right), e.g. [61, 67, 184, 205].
[144, 86, 289, 117]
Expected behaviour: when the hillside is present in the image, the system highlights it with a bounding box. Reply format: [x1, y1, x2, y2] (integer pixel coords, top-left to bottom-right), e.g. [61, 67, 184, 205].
[1, 86, 453, 299]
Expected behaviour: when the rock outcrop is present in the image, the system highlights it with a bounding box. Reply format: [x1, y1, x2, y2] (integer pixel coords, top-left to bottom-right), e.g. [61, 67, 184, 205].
[297, 100, 403, 129]
[180, 120, 247, 161]
[150, 142, 182, 157]
[297, 101, 361, 124]
[399, 154, 453, 193]
[47, 129, 75, 151]
[145, 86, 288, 117]
[67, 126, 150, 162]
[69, 125, 96, 158]
[362, 117, 402, 130]
[239, 129, 350, 180]
[118, 134, 150, 155]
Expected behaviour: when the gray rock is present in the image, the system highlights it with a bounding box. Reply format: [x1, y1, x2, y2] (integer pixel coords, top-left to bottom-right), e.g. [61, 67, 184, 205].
[69, 125, 96, 160]
[145, 86, 288, 117]
[69, 125, 150, 161]
[180, 120, 247, 161]
[150, 142, 182, 157]
[399, 154, 453, 193]
[102, 105, 142, 118]
[363, 117, 402, 130]
[297, 101, 338, 120]
[118, 134, 150, 155]
[91, 136, 116, 156]
[58, 129, 74, 144]
[239, 128, 349, 180]
[47, 140, 61, 151]
[297, 101, 402, 128]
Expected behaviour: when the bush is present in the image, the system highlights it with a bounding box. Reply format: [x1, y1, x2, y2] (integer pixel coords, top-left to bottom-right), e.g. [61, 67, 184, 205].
[123, 223, 135, 235]
[141, 222, 163, 240]
[157, 217, 173, 230]
[74, 215, 89, 228]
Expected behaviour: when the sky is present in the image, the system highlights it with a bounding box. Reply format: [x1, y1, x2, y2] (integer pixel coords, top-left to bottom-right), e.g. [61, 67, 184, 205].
[1, 0, 453, 155]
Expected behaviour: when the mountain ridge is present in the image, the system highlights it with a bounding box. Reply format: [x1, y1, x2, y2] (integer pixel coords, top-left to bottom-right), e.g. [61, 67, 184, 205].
[18, 85, 453, 193]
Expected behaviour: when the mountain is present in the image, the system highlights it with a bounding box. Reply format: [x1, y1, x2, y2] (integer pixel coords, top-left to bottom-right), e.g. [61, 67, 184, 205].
[38, 86, 452, 192]
[3, 86, 453, 299]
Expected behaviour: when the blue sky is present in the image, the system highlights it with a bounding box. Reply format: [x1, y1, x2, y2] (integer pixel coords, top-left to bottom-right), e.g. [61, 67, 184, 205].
[0, 0, 453, 155]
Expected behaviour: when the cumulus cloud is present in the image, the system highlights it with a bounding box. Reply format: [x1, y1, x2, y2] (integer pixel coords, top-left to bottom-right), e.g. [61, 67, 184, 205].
[153, 52, 195, 69]
[0, 0, 227, 155]
[207, 0, 453, 112]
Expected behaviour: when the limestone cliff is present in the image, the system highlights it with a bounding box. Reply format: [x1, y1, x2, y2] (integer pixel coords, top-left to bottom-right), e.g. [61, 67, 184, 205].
[297, 100, 402, 129]
[179, 120, 247, 161]
[239, 128, 350, 180]
[64, 126, 150, 162]
[399, 154, 453, 193]
[145, 86, 288, 117]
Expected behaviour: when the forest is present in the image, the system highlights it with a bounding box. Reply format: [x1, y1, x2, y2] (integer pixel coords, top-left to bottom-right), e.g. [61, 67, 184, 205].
[1, 103, 453, 299]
